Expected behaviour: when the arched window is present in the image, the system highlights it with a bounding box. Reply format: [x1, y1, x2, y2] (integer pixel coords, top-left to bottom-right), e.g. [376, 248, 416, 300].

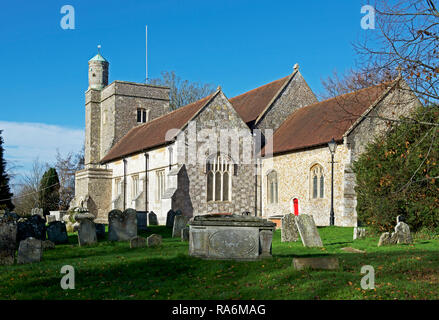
[206, 153, 233, 202]
[310, 164, 324, 199]
[267, 170, 278, 204]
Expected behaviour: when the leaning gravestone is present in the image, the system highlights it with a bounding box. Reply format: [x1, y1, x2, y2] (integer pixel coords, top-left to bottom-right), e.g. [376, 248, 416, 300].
[108, 209, 137, 241]
[147, 234, 162, 247]
[136, 212, 147, 231]
[74, 213, 97, 246]
[47, 221, 69, 244]
[0, 216, 17, 265]
[295, 214, 323, 247]
[148, 211, 158, 226]
[17, 237, 42, 264]
[172, 215, 190, 238]
[281, 213, 299, 242]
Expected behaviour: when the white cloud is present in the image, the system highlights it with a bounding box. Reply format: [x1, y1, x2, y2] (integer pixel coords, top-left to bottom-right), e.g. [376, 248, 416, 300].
[0, 121, 84, 180]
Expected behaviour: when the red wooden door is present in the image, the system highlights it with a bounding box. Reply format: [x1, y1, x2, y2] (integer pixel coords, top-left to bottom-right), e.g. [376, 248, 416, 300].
[293, 198, 299, 216]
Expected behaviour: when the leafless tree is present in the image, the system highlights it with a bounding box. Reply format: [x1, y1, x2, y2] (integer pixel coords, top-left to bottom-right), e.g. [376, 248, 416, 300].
[355, 0, 439, 105]
[12, 158, 47, 215]
[54, 147, 84, 210]
[149, 71, 216, 110]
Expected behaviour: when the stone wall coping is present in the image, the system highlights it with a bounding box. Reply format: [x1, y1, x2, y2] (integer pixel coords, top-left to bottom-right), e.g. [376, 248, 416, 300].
[189, 214, 275, 228]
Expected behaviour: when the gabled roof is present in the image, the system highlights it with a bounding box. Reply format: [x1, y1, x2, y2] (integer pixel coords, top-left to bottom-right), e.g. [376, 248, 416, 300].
[262, 80, 397, 156]
[229, 72, 294, 124]
[101, 91, 218, 163]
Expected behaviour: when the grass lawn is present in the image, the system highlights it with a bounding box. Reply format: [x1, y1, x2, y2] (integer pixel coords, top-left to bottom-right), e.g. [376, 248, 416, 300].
[1, 226, 438, 300]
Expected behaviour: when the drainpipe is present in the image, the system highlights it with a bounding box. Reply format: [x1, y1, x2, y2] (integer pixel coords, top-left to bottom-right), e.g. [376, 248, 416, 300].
[123, 158, 127, 210]
[144, 152, 149, 213]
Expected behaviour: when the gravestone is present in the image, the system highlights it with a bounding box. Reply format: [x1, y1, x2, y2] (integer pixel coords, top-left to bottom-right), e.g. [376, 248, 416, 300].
[378, 232, 392, 246]
[295, 214, 323, 247]
[293, 257, 339, 270]
[42, 240, 55, 250]
[46, 215, 56, 223]
[148, 211, 158, 226]
[17, 237, 42, 264]
[281, 214, 299, 242]
[47, 221, 68, 244]
[259, 229, 273, 258]
[136, 212, 147, 231]
[181, 226, 190, 242]
[172, 215, 190, 238]
[75, 213, 97, 246]
[130, 236, 146, 248]
[353, 227, 367, 240]
[17, 215, 46, 242]
[147, 234, 162, 247]
[95, 223, 106, 240]
[108, 209, 137, 241]
[394, 221, 412, 244]
[0, 217, 17, 265]
[166, 210, 177, 228]
[377, 219, 413, 246]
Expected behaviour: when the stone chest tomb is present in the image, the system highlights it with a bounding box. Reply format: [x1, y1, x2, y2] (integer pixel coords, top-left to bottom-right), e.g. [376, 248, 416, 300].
[188, 214, 275, 260]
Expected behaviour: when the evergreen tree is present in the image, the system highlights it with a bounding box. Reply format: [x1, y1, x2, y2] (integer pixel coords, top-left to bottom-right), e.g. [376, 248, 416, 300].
[0, 130, 14, 211]
[39, 167, 60, 216]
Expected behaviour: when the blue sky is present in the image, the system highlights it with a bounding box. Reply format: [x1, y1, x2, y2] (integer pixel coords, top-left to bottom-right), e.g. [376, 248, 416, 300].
[0, 0, 370, 183]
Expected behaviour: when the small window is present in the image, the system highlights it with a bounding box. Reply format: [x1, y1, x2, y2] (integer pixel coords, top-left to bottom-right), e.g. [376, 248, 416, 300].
[137, 108, 149, 123]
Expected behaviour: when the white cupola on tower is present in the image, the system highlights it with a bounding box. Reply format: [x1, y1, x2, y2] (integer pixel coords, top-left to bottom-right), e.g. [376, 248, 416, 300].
[88, 45, 109, 90]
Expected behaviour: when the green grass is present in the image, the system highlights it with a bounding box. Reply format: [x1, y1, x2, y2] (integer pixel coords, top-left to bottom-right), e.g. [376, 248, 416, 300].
[1, 226, 438, 300]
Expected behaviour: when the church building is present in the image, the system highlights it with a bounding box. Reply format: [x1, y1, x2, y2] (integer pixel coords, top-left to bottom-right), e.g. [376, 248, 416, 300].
[71, 50, 420, 226]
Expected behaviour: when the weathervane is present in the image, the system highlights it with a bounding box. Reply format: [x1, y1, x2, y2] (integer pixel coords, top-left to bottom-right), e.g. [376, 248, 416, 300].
[97, 44, 101, 54]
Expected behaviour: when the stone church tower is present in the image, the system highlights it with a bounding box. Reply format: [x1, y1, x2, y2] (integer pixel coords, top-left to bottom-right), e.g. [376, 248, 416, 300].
[72, 49, 171, 222]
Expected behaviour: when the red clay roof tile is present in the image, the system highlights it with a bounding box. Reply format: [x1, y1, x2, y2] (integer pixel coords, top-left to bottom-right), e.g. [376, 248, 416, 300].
[263, 81, 394, 156]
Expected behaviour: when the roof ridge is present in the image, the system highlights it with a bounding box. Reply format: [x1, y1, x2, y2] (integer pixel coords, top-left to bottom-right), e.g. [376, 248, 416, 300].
[229, 74, 291, 101]
[278, 80, 396, 128]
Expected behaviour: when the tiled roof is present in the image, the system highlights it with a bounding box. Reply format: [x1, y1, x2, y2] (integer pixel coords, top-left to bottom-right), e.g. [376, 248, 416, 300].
[263, 81, 395, 156]
[100, 92, 217, 163]
[229, 74, 291, 124]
